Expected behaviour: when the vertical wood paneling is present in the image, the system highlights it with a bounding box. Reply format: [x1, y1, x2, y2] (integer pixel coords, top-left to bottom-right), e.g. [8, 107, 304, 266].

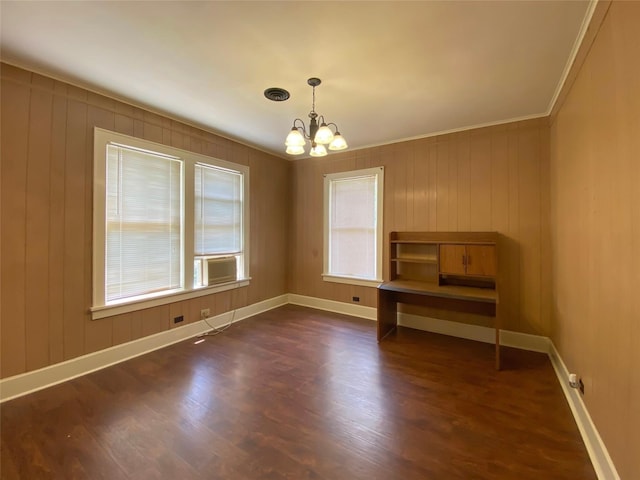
[436, 141, 449, 230]
[427, 142, 438, 231]
[456, 134, 471, 231]
[141, 306, 168, 338]
[214, 291, 231, 317]
[311, 161, 323, 299]
[84, 317, 113, 354]
[290, 119, 550, 335]
[112, 313, 133, 345]
[505, 125, 521, 331]
[469, 133, 492, 231]
[0, 64, 290, 380]
[550, 2, 640, 477]
[0, 76, 30, 377]
[49, 91, 67, 365]
[392, 147, 405, 231]
[24, 82, 53, 371]
[447, 140, 458, 231]
[413, 143, 427, 230]
[405, 144, 415, 230]
[129, 310, 143, 341]
[114, 114, 133, 135]
[249, 152, 263, 305]
[490, 128, 509, 233]
[517, 127, 542, 334]
[63, 99, 88, 361]
[539, 125, 551, 344]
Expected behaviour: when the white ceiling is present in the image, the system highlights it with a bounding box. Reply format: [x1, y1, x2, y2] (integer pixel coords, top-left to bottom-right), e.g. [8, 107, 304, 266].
[1, 1, 592, 159]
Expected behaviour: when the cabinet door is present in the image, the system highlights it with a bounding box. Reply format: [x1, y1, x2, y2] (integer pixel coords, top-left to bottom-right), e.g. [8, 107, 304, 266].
[439, 244, 466, 275]
[465, 245, 496, 276]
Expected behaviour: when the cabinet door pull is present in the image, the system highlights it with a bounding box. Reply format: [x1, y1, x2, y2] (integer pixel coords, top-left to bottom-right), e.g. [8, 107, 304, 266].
[462, 254, 466, 266]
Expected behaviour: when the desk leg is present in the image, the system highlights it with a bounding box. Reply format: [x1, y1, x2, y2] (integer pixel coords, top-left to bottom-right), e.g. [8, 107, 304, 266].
[495, 310, 501, 370]
[377, 290, 397, 341]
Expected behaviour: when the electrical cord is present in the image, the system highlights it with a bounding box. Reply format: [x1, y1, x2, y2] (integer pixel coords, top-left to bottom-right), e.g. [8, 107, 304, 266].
[196, 308, 237, 338]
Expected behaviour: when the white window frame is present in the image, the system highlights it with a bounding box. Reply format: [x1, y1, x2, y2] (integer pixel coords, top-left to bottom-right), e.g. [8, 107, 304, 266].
[92, 128, 250, 320]
[322, 167, 384, 287]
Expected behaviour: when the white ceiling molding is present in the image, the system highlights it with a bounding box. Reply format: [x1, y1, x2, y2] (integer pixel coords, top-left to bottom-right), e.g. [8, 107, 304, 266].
[1, 1, 593, 158]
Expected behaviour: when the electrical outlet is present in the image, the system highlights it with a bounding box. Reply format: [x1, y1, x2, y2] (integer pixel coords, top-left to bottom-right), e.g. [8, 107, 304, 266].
[200, 308, 210, 320]
[579, 378, 584, 395]
[352, 296, 360, 302]
[173, 315, 184, 324]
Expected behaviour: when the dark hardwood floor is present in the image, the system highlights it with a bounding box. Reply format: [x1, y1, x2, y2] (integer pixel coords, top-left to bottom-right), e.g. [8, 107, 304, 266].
[1, 305, 596, 479]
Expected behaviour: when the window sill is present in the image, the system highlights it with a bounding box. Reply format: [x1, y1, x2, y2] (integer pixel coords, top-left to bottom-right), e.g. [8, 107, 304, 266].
[321, 274, 382, 288]
[90, 279, 251, 320]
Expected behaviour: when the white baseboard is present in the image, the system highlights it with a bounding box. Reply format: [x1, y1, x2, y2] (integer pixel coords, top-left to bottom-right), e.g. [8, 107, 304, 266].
[287, 294, 377, 320]
[398, 312, 495, 343]
[288, 296, 550, 353]
[288, 295, 618, 479]
[398, 312, 551, 353]
[0, 292, 620, 479]
[548, 342, 620, 480]
[0, 294, 288, 403]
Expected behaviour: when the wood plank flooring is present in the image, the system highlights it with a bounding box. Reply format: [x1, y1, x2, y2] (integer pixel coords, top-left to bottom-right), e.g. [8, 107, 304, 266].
[1, 305, 596, 479]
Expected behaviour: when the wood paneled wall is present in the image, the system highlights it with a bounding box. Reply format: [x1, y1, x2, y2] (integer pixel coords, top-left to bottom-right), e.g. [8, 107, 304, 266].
[1, 63, 290, 379]
[550, 2, 639, 478]
[289, 118, 551, 335]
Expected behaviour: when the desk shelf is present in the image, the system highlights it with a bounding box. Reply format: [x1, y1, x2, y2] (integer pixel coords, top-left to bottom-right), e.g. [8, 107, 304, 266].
[391, 257, 438, 264]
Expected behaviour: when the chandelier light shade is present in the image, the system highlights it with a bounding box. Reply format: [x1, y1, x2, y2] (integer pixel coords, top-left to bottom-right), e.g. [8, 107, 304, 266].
[283, 77, 348, 156]
[309, 143, 327, 157]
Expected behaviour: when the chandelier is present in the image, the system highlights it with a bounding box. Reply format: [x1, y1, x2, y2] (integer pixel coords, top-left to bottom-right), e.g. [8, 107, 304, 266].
[283, 78, 348, 157]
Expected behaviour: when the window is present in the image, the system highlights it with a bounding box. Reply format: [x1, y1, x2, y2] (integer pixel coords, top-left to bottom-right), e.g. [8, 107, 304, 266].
[93, 128, 249, 319]
[105, 144, 183, 303]
[323, 167, 384, 286]
[193, 164, 244, 287]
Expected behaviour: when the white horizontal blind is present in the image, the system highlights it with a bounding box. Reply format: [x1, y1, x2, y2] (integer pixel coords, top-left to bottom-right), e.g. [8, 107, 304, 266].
[106, 145, 182, 302]
[328, 174, 378, 279]
[194, 164, 242, 256]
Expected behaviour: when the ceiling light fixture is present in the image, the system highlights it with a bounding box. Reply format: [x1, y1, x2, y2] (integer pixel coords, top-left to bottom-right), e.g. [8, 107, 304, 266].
[284, 78, 348, 157]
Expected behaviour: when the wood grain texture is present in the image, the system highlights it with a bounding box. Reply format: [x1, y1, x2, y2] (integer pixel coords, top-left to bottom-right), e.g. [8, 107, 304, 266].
[0, 73, 30, 377]
[0, 63, 290, 379]
[1, 305, 595, 480]
[549, 2, 640, 478]
[290, 119, 551, 335]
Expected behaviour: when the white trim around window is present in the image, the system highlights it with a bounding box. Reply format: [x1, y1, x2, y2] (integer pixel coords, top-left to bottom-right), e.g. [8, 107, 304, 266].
[92, 128, 250, 320]
[323, 167, 384, 286]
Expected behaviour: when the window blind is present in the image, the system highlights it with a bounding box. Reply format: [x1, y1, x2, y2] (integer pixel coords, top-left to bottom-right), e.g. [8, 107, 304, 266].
[328, 174, 377, 279]
[194, 164, 242, 256]
[105, 145, 182, 302]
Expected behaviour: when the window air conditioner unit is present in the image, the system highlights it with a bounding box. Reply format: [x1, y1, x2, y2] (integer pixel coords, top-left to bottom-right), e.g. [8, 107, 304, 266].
[205, 257, 237, 286]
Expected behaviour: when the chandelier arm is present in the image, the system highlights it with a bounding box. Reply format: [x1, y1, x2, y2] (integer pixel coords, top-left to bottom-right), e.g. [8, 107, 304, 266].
[325, 122, 339, 132]
[292, 118, 309, 139]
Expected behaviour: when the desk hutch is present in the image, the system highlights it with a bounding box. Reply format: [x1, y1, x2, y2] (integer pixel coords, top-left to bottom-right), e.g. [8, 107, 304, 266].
[377, 232, 501, 369]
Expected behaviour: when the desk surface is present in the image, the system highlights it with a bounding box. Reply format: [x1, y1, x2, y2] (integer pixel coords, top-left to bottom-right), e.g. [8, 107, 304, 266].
[379, 280, 498, 304]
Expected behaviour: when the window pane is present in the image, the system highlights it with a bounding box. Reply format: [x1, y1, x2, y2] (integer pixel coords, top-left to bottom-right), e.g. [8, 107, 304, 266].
[329, 175, 377, 278]
[194, 165, 242, 255]
[106, 145, 182, 302]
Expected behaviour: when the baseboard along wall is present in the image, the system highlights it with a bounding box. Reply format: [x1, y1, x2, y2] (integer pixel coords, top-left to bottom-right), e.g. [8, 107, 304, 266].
[289, 294, 618, 480]
[0, 293, 618, 480]
[0, 294, 288, 403]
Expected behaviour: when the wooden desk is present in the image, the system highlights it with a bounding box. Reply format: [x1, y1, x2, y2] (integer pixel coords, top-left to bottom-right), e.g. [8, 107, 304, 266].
[377, 280, 501, 369]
